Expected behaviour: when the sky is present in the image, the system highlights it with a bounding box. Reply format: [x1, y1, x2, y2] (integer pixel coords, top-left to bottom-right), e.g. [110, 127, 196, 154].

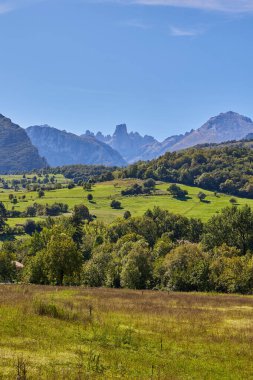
[0, 0, 253, 140]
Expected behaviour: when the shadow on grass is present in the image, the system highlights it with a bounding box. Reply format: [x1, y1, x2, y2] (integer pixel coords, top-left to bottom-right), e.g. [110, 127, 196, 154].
[173, 196, 192, 202]
[200, 200, 211, 204]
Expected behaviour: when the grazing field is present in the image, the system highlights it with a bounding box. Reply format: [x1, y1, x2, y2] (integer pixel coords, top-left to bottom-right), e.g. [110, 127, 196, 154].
[1, 178, 253, 227]
[0, 285, 253, 379]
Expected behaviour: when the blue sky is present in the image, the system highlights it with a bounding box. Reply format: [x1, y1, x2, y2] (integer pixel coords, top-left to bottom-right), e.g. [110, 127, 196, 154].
[0, 0, 253, 140]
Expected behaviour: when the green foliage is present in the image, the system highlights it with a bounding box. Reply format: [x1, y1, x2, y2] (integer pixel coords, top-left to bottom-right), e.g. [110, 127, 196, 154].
[123, 210, 131, 219]
[198, 191, 207, 202]
[72, 204, 91, 224]
[163, 244, 210, 291]
[38, 189, 45, 198]
[87, 193, 93, 201]
[120, 144, 253, 198]
[120, 240, 152, 289]
[24, 219, 42, 235]
[4, 199, 253, 294]
[44, 231, 82, 285]
[0, 251, 16, 282]
[168, 184, 188, 198]
[0, 201, 7, 232]
[110, 200, 121, 209]
[41, 164, 115, 183]
[203, 205, 253, 254]
[121, 183, 149, 196]
[143, 178, 156, 189]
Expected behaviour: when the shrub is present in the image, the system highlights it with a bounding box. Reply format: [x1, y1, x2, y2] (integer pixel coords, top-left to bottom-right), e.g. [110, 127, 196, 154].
[111, 200, 121, 209]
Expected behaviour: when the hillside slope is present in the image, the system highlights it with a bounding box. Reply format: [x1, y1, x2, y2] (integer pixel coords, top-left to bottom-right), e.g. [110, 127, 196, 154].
[0, 114, 47, 173]
[121, 139, 253, 198]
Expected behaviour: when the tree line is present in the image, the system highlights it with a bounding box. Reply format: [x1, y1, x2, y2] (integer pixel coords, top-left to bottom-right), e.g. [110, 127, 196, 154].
[1, 202, 253, 294]
[119, 145, 253, 198]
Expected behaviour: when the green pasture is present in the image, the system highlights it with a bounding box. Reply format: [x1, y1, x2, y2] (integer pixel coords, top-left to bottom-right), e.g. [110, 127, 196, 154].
[1, 178, 253, 226]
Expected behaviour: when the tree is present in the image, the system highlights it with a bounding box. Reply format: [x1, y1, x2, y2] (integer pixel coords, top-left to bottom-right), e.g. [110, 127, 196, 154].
[168, 184, 188, 199]
[197, 192, 206, 202]
[26, 206, 37, 217]
[45, 232, 82, 285]
[203, 205, 253, 254]
[153, 234, 174, 259]
[163, 244, 209, 291]
[0, 251, 16, 283]
[24, 250, 48, 285]
[110, 200, 121, 209]
[83, 182, 92, 191]
[24, 220, 42, 235]
[0, 202, 7, 233]
[82, 250, 111, 287]
[143, 178, 156, 189]
[209, 245, 249, 293]
[68, 182, 75, 189]
[120, 240, 152, 289]
[38, 190, 45, 198]
[123, 211, 131, 219]
[72, 204, 91, 224]
[87, 194, 93, 202]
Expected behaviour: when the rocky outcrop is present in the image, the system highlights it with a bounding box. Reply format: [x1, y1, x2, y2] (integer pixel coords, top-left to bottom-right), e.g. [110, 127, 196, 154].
[94, 124, 158, 163]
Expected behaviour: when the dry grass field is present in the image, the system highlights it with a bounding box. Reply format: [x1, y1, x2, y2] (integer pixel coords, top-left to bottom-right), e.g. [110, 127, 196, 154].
[0, 285, 253, 379]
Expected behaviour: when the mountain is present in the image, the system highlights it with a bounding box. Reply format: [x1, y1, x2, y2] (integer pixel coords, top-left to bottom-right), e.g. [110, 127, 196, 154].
[26, 125, 126, 167]
[90, 124, 158, 163]
[0, 114, 47, 173]
[169, 112, 253, 152]
[88, 112, 253, 163]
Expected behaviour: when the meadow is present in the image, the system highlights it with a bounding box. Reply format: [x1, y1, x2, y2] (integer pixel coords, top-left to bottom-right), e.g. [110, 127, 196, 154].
[0, 285, 253, 379]
[2, 176, 253, 227]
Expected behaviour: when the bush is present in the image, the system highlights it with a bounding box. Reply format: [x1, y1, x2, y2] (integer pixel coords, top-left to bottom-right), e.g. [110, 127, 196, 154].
[168, 184, 188, 199]
[111, 200, 122, 209]
[124, 211, 131, 219]
[197, 192, 206, 202]
[87, 194, 93, 201]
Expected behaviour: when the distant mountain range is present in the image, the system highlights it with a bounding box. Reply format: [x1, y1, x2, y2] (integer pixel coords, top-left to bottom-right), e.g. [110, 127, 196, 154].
[1, 111, 253, 173]
[0, 114, 47, 173]
[83, 124, 157, 163]
[26, 125, 126, 167]
[90, 112, 253, 163]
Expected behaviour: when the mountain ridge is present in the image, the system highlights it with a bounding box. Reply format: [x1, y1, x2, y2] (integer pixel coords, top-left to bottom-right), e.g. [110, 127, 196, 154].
[88, 111, 253, 162]
[0, 114, 47, 173]
[26, 125, 126, 167]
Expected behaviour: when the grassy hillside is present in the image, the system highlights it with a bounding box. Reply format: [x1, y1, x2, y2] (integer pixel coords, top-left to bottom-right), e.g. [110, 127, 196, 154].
[0, 285, 253, 379]
[2, 179, 253, 228]
[2, 178, 253, 227]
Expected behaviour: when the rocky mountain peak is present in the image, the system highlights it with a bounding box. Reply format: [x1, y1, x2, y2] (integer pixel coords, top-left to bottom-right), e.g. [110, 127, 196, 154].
[113, 124, 128, 137]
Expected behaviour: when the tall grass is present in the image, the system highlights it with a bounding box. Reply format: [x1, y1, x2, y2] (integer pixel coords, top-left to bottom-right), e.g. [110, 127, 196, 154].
[0, 285, 253, 379]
